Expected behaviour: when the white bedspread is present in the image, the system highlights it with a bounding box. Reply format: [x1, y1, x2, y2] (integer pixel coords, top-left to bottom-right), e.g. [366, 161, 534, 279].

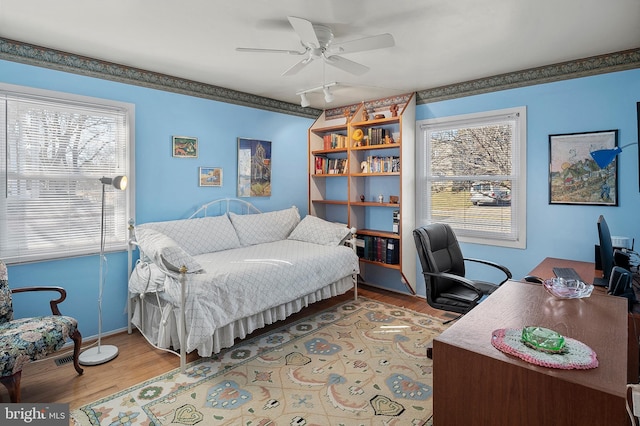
[129, 239, 359, 353]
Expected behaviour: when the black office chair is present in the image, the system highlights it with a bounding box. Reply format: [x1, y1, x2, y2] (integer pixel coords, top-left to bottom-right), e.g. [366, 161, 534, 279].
[413, 223, 513, 316]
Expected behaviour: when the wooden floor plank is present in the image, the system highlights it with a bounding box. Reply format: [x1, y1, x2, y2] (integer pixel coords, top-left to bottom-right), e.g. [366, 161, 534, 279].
[6, 285, 451, 409]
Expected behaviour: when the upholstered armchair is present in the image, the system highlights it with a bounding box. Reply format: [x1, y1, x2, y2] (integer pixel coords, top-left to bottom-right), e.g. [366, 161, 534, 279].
[0, 259, 83, 402]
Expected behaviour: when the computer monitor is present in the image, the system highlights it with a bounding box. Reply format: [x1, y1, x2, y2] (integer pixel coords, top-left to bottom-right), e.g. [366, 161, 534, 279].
[595, 215, 614, 286]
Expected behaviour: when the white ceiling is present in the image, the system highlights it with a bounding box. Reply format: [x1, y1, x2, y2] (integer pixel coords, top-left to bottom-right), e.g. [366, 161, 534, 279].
[1, 0, 639, 110]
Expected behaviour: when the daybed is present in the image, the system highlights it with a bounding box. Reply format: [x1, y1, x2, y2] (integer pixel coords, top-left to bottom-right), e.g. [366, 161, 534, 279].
[127, 198, 359, 370]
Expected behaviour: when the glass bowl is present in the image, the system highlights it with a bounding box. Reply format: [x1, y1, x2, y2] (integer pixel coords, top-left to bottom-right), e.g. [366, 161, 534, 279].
[543, 277, 593, 299]
[521, 326, 566, 353]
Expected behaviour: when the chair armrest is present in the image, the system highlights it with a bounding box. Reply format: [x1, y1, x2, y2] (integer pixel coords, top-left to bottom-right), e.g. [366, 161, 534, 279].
[11, 286, 67, 316]
[421, 270, 484, 301]
[464, 257, 513, 283]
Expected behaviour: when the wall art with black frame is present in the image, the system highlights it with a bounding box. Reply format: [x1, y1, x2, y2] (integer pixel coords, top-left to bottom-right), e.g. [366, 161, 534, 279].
[637, 102, 640, 192]
[549, 129, 618, 206]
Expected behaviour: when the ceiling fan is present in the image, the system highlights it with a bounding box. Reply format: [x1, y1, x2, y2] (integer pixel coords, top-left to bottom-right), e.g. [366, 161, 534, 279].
[236, 16, 395, 76]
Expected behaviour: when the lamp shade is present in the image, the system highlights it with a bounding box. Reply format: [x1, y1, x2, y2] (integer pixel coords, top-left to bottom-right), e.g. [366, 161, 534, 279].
[590, 142, 637, 169]
[590, 147, 622, 169]
[99, 175, 128, 190]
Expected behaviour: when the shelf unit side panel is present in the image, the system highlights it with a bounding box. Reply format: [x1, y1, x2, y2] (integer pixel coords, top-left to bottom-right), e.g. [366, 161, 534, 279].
[400, 95, 416, 291]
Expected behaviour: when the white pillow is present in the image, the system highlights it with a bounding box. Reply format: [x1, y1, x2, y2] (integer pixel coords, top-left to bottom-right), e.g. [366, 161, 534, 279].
[229, 206, 300, 246]
[138, 215, 241, 255]
[135, 228, 203, 273]
[288, 214, 353, 246]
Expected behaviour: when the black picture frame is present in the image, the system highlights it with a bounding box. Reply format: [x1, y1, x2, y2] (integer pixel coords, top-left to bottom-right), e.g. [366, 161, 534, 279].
[637, 102, 640, 192]
[548, 130, 618, 206]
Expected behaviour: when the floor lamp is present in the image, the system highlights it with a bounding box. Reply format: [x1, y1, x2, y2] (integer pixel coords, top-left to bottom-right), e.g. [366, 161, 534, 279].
[79, 175, 128, 366]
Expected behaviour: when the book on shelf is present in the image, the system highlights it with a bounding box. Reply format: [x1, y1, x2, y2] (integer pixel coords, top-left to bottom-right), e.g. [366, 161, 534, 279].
[359, 156, 400, 173]
[366, 127, 391, 146]
[323, 133, 348, 150]
[314, 156, 348, 174]
[355, 234, 399, 265]
[392, 209, 400, 234]
[355, 235, 365, 258]
[386, 239, 399, 264]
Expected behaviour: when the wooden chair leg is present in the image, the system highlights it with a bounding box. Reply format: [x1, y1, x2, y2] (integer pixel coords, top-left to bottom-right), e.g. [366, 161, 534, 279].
[0, 370, 22, 403]
[71, 329, 84, 375]
[0, 330, 83, 403]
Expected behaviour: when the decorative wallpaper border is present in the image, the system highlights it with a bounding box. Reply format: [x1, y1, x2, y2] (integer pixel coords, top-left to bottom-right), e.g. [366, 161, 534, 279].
[416, 48, 640, 104]
[1, 37, 638, 116]
[0, 37, 322, 119]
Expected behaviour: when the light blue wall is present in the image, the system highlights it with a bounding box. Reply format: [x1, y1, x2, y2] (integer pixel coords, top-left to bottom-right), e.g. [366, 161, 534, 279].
[410, 69, 640, 296]
[0, 59, 313, 338]
[2, 58, 639, 336]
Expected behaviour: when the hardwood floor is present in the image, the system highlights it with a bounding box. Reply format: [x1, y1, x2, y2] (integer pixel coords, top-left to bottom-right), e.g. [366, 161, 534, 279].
[7, 285, 454, 409]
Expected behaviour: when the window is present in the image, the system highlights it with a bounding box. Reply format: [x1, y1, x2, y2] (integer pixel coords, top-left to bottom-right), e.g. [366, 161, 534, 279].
[0, 83, 134, 264]
[416, 107, 526, 248]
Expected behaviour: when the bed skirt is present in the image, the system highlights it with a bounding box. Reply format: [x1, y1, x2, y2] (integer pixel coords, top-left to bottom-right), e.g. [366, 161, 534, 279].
[130, 275, 354, 357]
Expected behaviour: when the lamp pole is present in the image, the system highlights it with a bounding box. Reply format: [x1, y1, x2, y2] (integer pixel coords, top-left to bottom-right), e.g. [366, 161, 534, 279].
[79, 176, 127, 365]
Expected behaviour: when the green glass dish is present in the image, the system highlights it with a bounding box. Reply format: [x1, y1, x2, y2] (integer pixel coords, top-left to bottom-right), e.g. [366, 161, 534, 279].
[521, 326, 566, 353]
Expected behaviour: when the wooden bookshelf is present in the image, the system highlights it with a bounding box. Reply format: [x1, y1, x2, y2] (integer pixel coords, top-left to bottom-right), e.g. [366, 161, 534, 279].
[307, 93, 416, 294]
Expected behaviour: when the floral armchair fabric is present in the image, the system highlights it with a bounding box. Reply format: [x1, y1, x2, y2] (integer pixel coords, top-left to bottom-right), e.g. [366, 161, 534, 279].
[0, 259, 83, 402]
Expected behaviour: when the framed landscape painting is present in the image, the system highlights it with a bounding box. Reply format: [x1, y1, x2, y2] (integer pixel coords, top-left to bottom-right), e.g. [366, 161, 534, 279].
[199, 167, 222, 187]
[548, 130, 618, 206]
[237, 138, 271, 197]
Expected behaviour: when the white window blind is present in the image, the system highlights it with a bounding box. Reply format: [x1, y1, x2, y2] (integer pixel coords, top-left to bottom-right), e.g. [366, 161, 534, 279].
[416, 107, 526, 248]
[0, 86, 133, 264]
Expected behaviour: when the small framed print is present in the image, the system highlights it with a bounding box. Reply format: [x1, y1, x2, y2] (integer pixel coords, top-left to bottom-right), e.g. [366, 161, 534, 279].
[199, 167, 223, 187]
[172, 136, 198, 158]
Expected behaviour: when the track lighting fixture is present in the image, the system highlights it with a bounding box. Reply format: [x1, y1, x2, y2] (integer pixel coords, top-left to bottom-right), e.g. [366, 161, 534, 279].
[300, 93, 310, 107]
[296, 81, 339, 107]
[323, 87, 334, 103]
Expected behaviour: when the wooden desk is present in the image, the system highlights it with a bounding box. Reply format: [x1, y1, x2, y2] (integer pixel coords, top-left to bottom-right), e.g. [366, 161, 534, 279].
[530, 256, 639, 382]
[433, 277, 629, 425]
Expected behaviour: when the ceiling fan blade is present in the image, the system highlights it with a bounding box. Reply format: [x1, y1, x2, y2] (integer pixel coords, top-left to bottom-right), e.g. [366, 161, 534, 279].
[287, 16, 320, 48]
[324, 55, 369, 75]
[236, 47, 305, 55]
[330, 33, 395, 54]
[282, 56, 315, 76]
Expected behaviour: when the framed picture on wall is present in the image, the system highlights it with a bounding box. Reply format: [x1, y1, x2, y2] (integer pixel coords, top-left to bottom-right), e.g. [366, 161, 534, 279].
[199, 167, 223, 187]
[548, 130, 618, 206]
[237, 138, 271, 197]
[172, 136, 198, 158]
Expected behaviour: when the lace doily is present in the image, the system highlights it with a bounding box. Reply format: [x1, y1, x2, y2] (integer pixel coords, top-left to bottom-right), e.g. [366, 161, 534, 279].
[491, 328, 598, 370]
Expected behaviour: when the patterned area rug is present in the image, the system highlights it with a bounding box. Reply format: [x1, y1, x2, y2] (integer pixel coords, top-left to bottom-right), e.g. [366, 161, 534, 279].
[71, 297, 448, 426]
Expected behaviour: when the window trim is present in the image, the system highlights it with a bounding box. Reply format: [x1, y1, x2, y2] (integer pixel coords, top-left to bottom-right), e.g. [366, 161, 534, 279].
[0, 82, 135, 264]
[416, 106, 526, 249]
